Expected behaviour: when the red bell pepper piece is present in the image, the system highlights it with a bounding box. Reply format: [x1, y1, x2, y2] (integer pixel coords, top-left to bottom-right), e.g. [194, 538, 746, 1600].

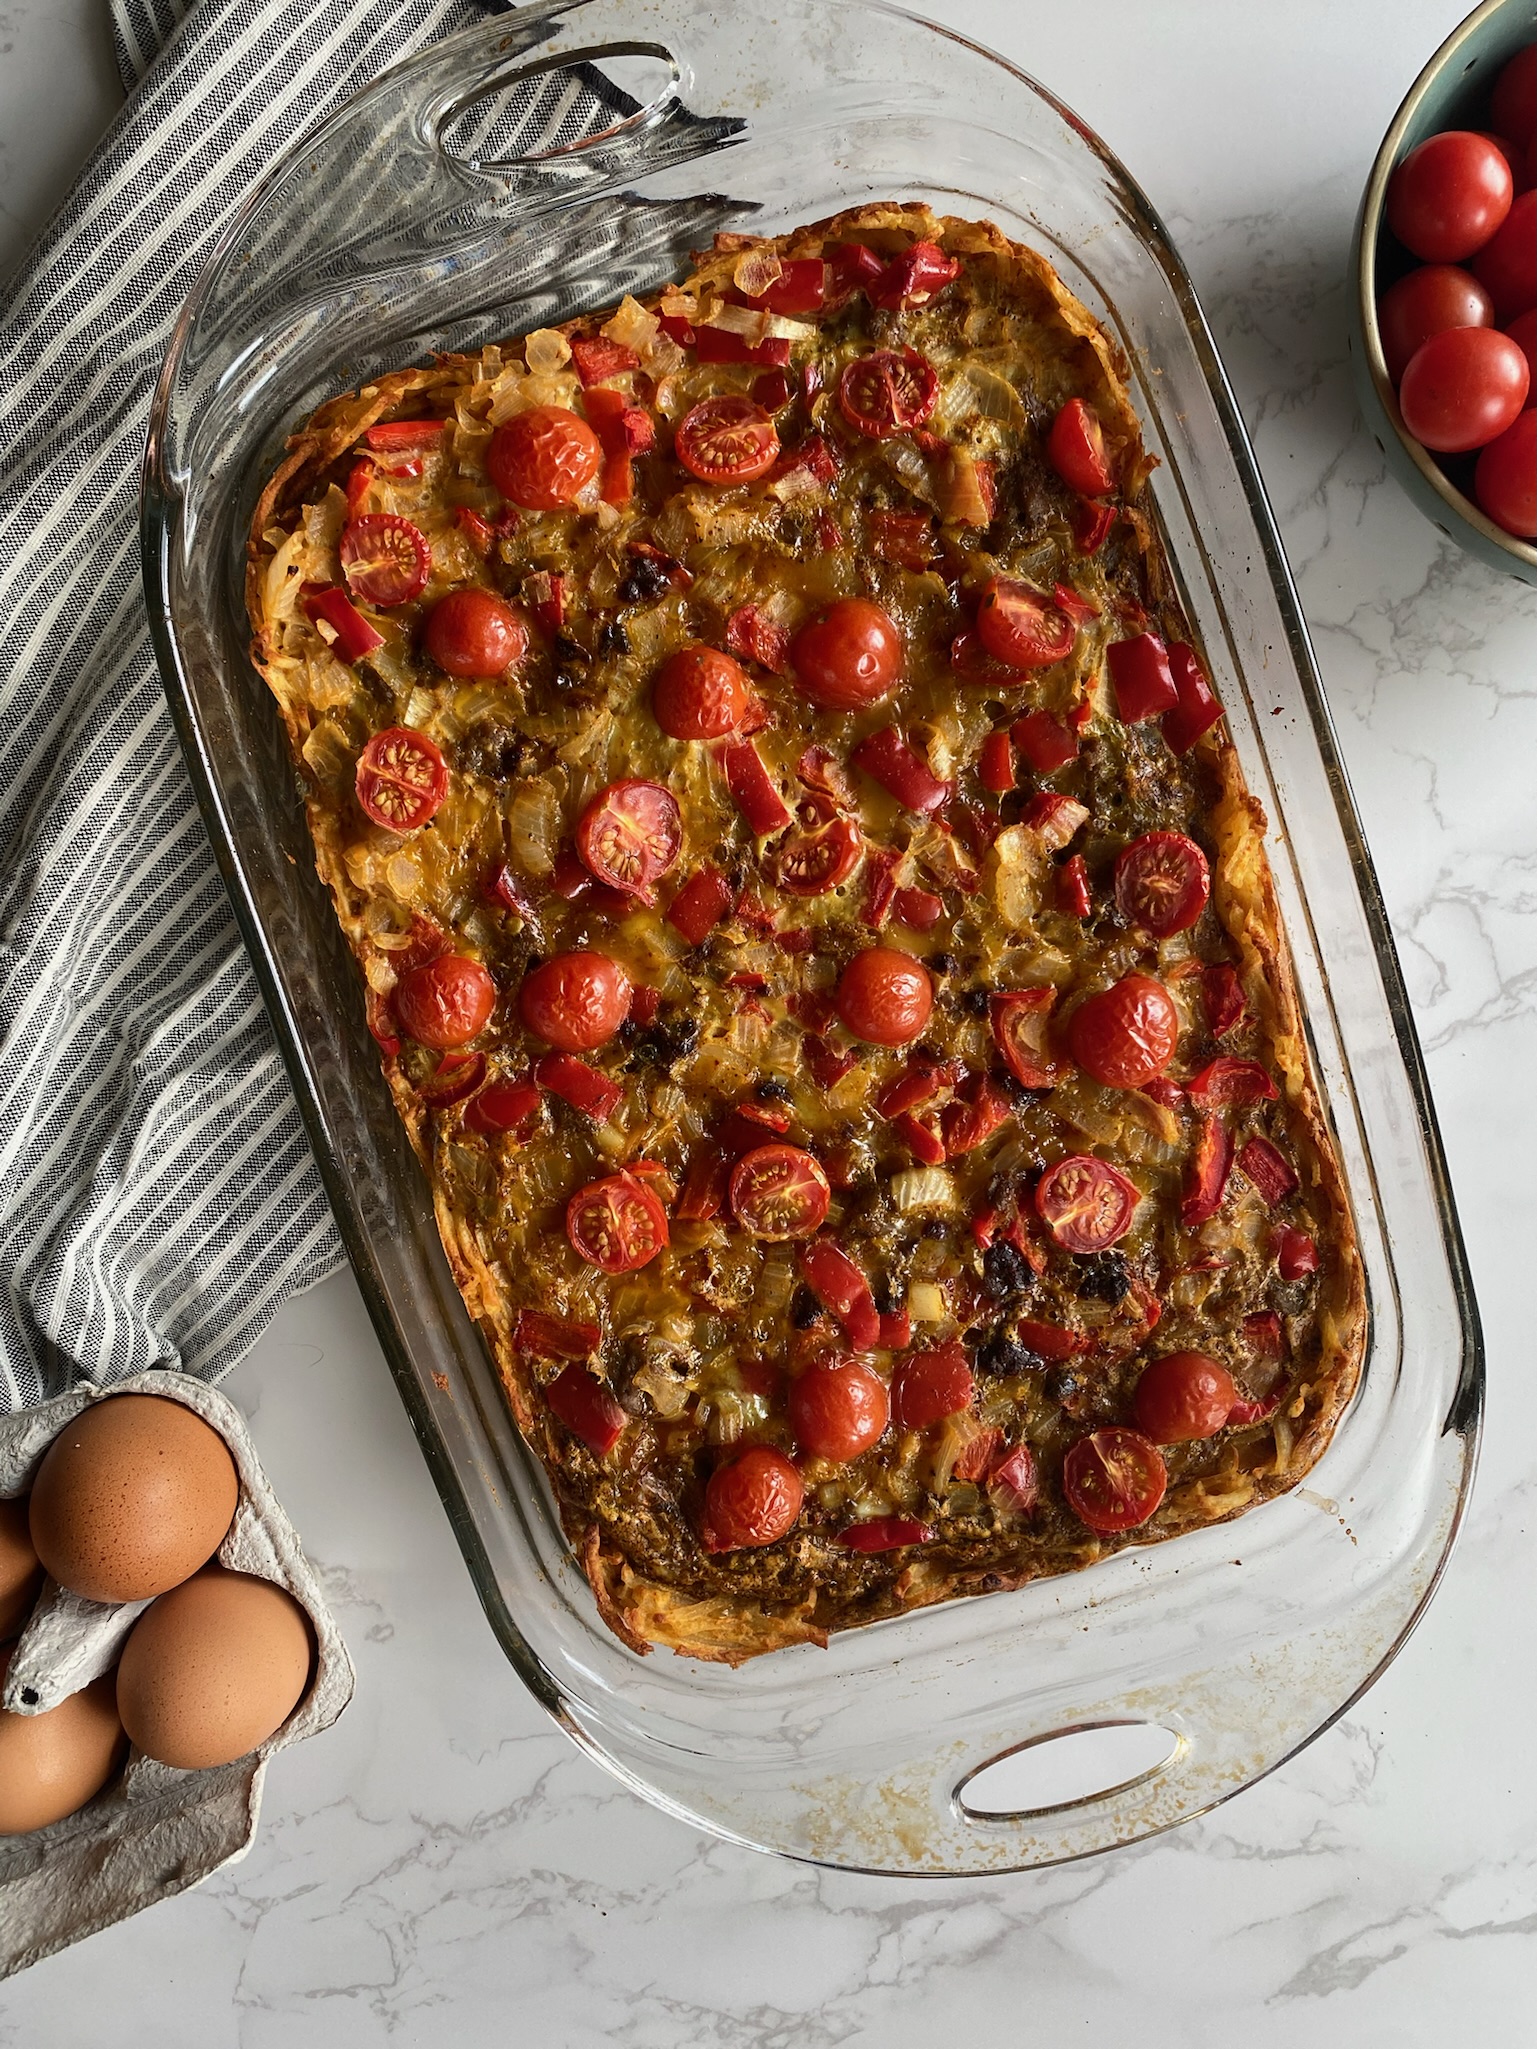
[1186, 1058, 1278, 1108]
[1015, 1319, 1087, 1360]
[851, 727, 952, 815]
[861, 846, 901, 929]
[534, 1052, 623, 1123]
[1163, 642, 1224, 755]
[1108, 633, 1178, 722]
[837, 1516, 934, 1551]
[514, 1309, 601, 1359]
[456, 506, 494, 555]
[743, 257, 828, 316]
[1226, 1385, 1284, 1426]
[1051, 580, 1099, 626]
[892, 886, 944, 932]
[752, 368, 792, 410]
[869, 511, 937, 569]
[825, 240, 887, 305]
[869, 240, 960, 309]
[1021, 790, 1089, 848]
[467, 1074, 544, 1137]
[1203, 963, 1247, 1038]
[951, 1427, 1004, 1483]
[1140, 1076, 1185, 1111]
[892, 1112, 947, 1165]
[1056, 854, 1092, 917]
[802, 1034, 859, 1090]
[1181, 1113, 1233, 1226]
[800, 1242, 881, 1351]
[875, 1063, 948, 1119]
[363, 419, 445, 450]
[570, 335, 638, 385]
[1277, 1227, 1318, 1280]
[978, 727, 1015, 792]
[545, 1364, 627, 1455]
[302, 584, 383, 663]
[365, 988, 400, 1059]
[345, 458, 375, 517]
[720, 741, 792, 835]
[726, 604, 791, 674]
[1241, 1311, 1285, 1360]
[675, 1146, 730, 1220]
[522, 569, 566, 638]
[987, 1444, 1038, 1513]
[878, 1307, 912, 1351]
[695, 324, 791, 367]
[989, 988, 1062, 1089]
[715, 1102, 792, 1155]
[658, 311, 696, 347]
[418, 1050, 487, 1107]
[1071, 497, 1116, 554]
[1012, 707, 1080, 773]
[941, 1075, 1012, 1156]
[666, 864, 735, 945]
[1237, 1136, 1298, 1205]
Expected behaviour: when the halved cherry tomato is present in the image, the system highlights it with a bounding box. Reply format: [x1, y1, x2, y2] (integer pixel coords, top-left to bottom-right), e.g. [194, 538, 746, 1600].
[1378, 264, 1494, 382]
[339, 515, 431, 608]
[1035, 1155, 1139, 1252]
[892, 1340, 974, 1431]
[674, 396, 779, 483]
[1062, 1427, 1167, 1533]
[653, 644, 753, 739]
[1067, 975, 1179, 1089]
[1473, 190, 1537, 323]
[576, 780, 682, 902]
[778, 816, 863, 895]
[466, 1074, 543, 1137]
[701, 1445, 803, 1552]
[1114, 831, 1211, 936]
[1474, 408, 1537, 536]
[423, 588, 528, 678]
[518, 950, 632, 1053]
[487, 404, 602, 508]
[990, 988, 1064, 1088]
[729, 1143, 831, 1240]
[836, 947, 933, 1046]
[1399, 325, 1530, 451]
[1133, 1352, 1237, 1444]
[565, 1172, 669, 1273]
[791, 599, 904, 711]
[393, 954, 496, 1049]
[1046, 398, 1115, 496]
[354, 726, 448, 832]
[975, 579, 1075, 669]
[1388, 131, 1514, 263]
[836, 348, 940, 438]
[788, 1357, 889, 1461]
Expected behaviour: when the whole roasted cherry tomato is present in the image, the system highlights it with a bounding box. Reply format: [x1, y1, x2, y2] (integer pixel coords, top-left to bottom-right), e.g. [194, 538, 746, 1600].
[339, 515, 431, 607]
[836, 348, 940, 437]
[974, 579, 1076, 669]
[394, 954, 496, 1049]
[518, 950, 632, 1053]
[1475, 409, 1537, 536]
[1472, 190, 1537, 320]
[891, 1341, 974, 1430]
[1377, 264, 1493, 382]
[1046, 398, 1115, 495]
[729, 1144, 832, 1240]
[1062, 1427, 1167, 1533]
[1035, 1154, 1139, 1253]
[487, 404, 602, 508]
[1492, 45, 1537, 144]
[789, 1358, 889, 1461]
[701, 1445, 804, 1551]
[791, 599, 903, 711]
[674, 396, 780, 483]
[1068, 975, 1179, 1088]
[1113, 831, 1211, 936]
[652, 644, 753, 739]
[1133, 1352, 1238, 1443]
[354, 726, 448, 832]
[576, 780, 682, 901]
[565, 1172, 669, 1273]
[423, 588, 528, 677]
[1398, 324, 1530, 451]
[1387, 130, 1514, 262]
[835, 946, 933, 1046]
[778, 816, 863, 896]
[1507, 309, 1537, 383]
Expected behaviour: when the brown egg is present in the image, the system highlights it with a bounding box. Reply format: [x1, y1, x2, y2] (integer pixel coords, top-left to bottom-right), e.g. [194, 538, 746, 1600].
[116, 1566, 313, 1770]
[0, 1498, 42, 1640]
[0, 1645, 125, 1834]
[29, 1395, 239, 1605]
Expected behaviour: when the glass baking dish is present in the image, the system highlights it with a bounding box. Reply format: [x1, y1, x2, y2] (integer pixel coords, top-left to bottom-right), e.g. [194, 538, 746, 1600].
[142, 0, 1482, 1874]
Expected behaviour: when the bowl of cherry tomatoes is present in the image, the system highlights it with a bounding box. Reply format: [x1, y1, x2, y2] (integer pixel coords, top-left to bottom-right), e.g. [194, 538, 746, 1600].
[1351, 0, 1537, 580]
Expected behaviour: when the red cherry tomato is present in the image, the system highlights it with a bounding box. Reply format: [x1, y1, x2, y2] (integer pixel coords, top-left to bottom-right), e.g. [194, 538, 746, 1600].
[729, 1144, 832, 1240]
[1387, 130, 1514, 261]
[575, 780, 682, 902]
[1046, 398, 1115, 495]
[790, 599, 904, 711]
[1133, 1351, 1238, 1443]
[1398, 325, 1530, 451]
[339, 515, 431, 607]
[891, 1342, 974, 1430]
[518, 950, 632, 1053]
[394, 954, 496, 1049]
[564, 1172, 669, 1273]
[652, 644, 753, 739]
[423, 588, 528, 677]
[1062, 1427, 1167, 1534]
[1506, 308, 1537, 382]
[836, 348, 940, 437]
[487, 404, 602, 509]
[1377, 264, 1493, 382]
[778, 816, 863, 896]
[835, 947, 934, 1046]
[975, 579, 1076, 669]
[1035, 1154, 1139, 1253]
[1067, 975, 1179, 1088]
[354, 726, 448, 832]
[1475, 408, 1537, 536]
[789, 1357, 889, 1462]
[1472, 190, 1537, 320]
[674, 396, 779, 483]
[701, 1445, 804, 1551]
[1113, 831, 1211, 936]
[1492, 47, 1537, 152]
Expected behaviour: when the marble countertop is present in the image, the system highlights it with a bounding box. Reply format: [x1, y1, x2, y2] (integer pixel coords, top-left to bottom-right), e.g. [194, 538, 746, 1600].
[4, 0, 1536, 2039]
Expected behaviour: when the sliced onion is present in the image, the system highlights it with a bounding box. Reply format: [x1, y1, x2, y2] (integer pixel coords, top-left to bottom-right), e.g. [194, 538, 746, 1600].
[733, 249, 785, 297]
[891, 1168, 956, 1213]
[601, 293, 660, 354]
[524, 327, 571, 373]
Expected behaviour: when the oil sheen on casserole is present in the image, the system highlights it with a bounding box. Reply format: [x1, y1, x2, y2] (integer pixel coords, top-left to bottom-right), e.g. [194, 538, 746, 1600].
[248, 205, 1366, 1663]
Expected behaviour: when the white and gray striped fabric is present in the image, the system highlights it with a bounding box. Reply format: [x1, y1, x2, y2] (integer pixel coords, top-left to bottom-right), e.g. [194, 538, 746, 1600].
[0, 0, 617, 1408]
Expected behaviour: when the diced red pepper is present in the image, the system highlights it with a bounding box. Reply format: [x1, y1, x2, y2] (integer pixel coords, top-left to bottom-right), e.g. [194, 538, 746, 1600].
[628, 984, 661, 1028]
[726, 604, 791, 674]
[695, 324, 792, 367]
[743, 257, 828, 316]
[869, 240, 961, 309]
[725, 970, 767, 993]
[418, 1049, 487, 1107]
[825, 240, 888, 305]
[941, 1076, 1012, 1156]
[869, 511, 937, 569]
[522, 569, 566, 638]
[302, 585, 383, 663]
[1163, 642, 1224, 755]
[802, 1034, 858, 1090]
[1108, 633, 1178, 722]
[889, 1111, 944, 1165]
[752, 368, 792, 411]
[626, 539, 692, 591]
[720, 741, 792, 835]
[345, 458, 375, 517]
[1071, 498, 1116, 554]
[978, 728, 1015, 793]
[952, 1427, 1004, 1483]
[1226, 1385, 1284, 1426]
[989, 988, 1062, 1089]
[365, 988, 400, 1059]
[545, 1364, 627, 1455]
[1056, 854, 1092, 917]
[377, 456, 423, 481]
[571, 335, 639, 385]
[851, 727, 952, 814]
[1012, 708, 1080, 773]
[875, 1061, 957, 1119]
[1015, 1318, 1086, 1360]
[837, 1517, 934, 1551]
[363, 419, 445, 451]
[514, 1309, 601, 1359]
[1187, 1058, 1278, 1108]
[658, 311, 696, 347]
[861, 846, 901, 929]
[534, 1052, 623, 1123]
[1238, 1136, 1298, 1206]
[456, 506, 494, 555]
[892, 885, 945, 931]
[676, 1146, 730, 1221]
[715, 1102, 792, 1155]
[1021, 790, 1089, 849]
[1203, 963, 1247, 1039]
[1140, 1076, 1185, 1111]
[1181, 1113, 1233, 1226]
[465, 1073, 543, 1137]
[800, 1241, 881, 1351]
[1277, 1227, 1318, 1280]
[549, 848, 592, 902]
[666, 864, 735, 945]
[1241, 1311, 1285, 1360]
[877, 1307, 912, 1351]
[797, 746, 856, 808]
[943, 799, 996, 863]
[1051, 581, 1099, 626]
[987, 1444, 1038, 1513]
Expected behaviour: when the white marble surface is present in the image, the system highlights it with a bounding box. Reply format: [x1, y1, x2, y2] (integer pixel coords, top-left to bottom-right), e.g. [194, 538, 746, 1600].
[4, 0, 1537, 2037]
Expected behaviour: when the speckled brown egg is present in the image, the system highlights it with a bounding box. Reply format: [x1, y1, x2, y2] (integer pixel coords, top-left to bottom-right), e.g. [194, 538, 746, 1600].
[116, 1566, 313, 1770]
[0, 1498, 42, 1641]
[0, 1646, 125, 1834]
[28, 1395, 239, 1606]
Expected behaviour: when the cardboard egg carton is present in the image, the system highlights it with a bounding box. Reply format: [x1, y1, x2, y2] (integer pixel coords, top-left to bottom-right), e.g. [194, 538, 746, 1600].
[0, 1370, 353, 1978]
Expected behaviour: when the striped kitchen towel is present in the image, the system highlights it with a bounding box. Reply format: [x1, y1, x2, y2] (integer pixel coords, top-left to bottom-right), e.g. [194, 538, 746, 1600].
[0, 0, 625, 1407]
